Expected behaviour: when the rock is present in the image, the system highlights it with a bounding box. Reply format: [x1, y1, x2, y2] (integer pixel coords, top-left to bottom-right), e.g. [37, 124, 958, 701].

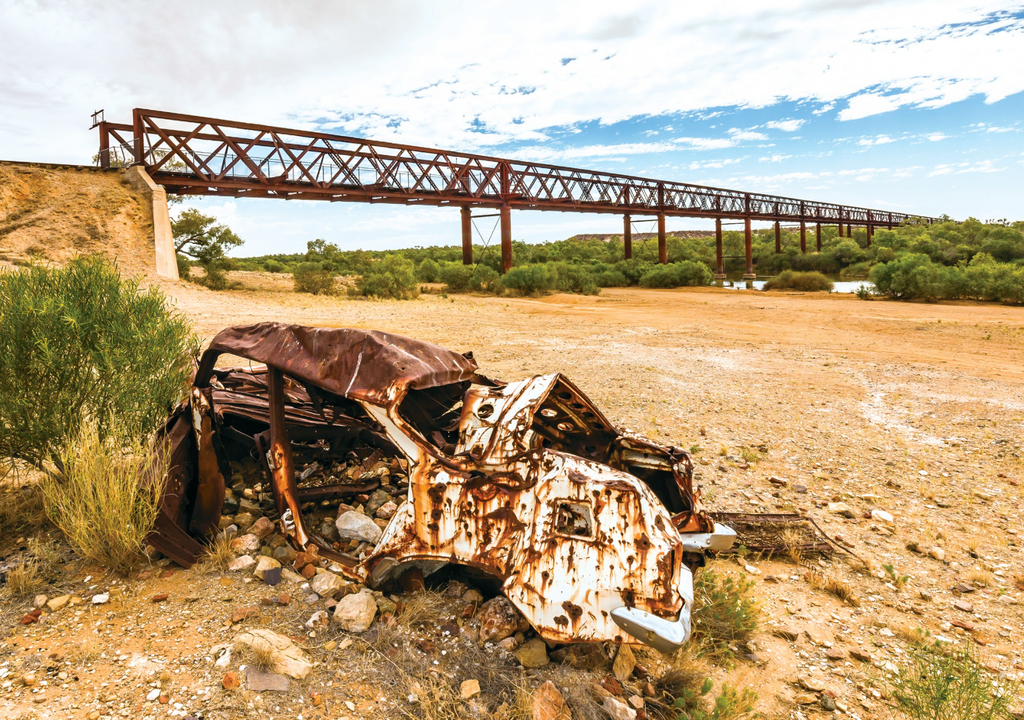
[446, 580, 469, 598]
[478, 596, 522, 643]
[91, 593, 109, 605]
[516, 638, 550, 668]
[828, 502, 855, 518]
[919, 590, 934, 602]
[365, 488, 391, 516]
[151, 593, 168, 603]
[794, 693, 817, 705]
[233, 512, 255, 531]
[612, 644, 635, 683]
[250, 516, 275, 539]
[146, 688, 160, 701]
[22, 672, 36, 686]
[32, 594, 48, 609]
[280, 568, 305, 584]
[460, 679, 481, 700]
[800, 675, 827, 692]
[335, 511, 383, 544]
[228, 555, 256, 572]
[603, 696, 637, 720]
[794, 483, 808, 493]
[928, 547, 946, 561]
[769, 476, 788, 486]
[262, 567, 282, 586]
[825, 648, 845, 661]
[628, 696, 645, 710]
[871, 509, 894, 524]
[311, 570, 348, 599]
[46, 595, 70, 612]
[333, 589, 377, 632]
[234, 628, 312, 679]
[245, 667, 291, 692]
[498, 636, 522, 652]
[953, 582, 976, 594]
[254, 556, 282, 577]
[375, 500, 399, 520]
[305, 611, 329, 630]
[532, 680, 570, 720]
[774, 627, 800, 642]
[221, 671, 240, 690]
[231, 533, 261, 555]
[601, 675, 623, 696]
[215, 647, 232, 667]
[954, 600, 974, 613]
[272, 546, 297, 565]
[463, 588, 484, 604]
[551, 643, 609, 670]
[821, 694, 837, 711]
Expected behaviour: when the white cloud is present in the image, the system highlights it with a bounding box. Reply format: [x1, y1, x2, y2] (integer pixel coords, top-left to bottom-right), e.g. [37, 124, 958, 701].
[687, 158, 744, 170]
[759, 154, 793, 163]
[766, 119, 806, 132]
[727, 128, 769, 141]
[928, 159, 1005, 176]
[925, 132, 950, 141]
[857, 134, 899, 146]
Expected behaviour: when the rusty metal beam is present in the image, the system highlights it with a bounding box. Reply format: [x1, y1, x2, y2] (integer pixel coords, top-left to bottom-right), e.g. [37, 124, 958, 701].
[816, 222, 822, 251]
[657, 213, 667, 264]
[461, 206, 472, 265]
[800, 220, 807, 254]
[714, 218, 724, 279]
[500, 205, 512, 273]
[743, 217, 754, 279]
[623, 214, 632, 260]
[100, 110, 939, 228]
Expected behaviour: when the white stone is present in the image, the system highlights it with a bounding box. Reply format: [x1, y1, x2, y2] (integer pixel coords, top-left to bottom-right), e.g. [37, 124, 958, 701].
[91, 593, 109, 605]
[147, 689, 160, 701]
[603, 696, 637, 720]
[253, 556, 281, 575]
[335, 511, 383, 544]
[332, 589, 377, 632]
[228, 555, 256, 572]
[230, 533, 260, 555]
[310, 570, 348, 598]
[234, 629, 312, 679]
[871, 509, 894, 524]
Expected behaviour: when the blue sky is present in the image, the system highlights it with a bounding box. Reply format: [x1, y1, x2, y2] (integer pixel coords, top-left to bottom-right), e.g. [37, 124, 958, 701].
[2, 1, 1022, 256]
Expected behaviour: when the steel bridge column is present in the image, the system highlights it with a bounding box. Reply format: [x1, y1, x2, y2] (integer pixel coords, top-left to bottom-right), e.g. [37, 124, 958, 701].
[743, 217, 755, 279]
[461, 206, 473, 265]
[657, 213, 667, 264]
[500, 205, 512, 273]
[838, 219, 845, 238]
[847, 223, 852, 238]
[714, 219, 725, 279]
[866, 224, 873, 246]
[799, 221, 806, 254]
[623, 214, 632, 260]
[774, 221, 781, 253]
[98, 122, 110, 168]
[132, 108, 144, 165]
[816, 223, 822, 251]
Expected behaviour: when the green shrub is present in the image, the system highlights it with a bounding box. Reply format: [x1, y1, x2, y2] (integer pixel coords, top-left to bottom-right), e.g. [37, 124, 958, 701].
[762, 270, 834, 292]
[673, 677, 758, 720]
[551, 263, 600, 295]
[437, 262, 498, 293]
[870, 254, 943, 301]
[840, 261, 872, 279]
[0, 256, 197, 470]
[193, 258, 236, 290]
[593, 269, 630, 287]
[43, 426, 168, 576]
[356, 254, 419, 300]
[855, 284, 873, 301]
[616, 258, 655, 284]
[691, 568, 760, 660]
[497, 264, 555, 296]
[176, 253, 191, 279]
[293, 262, 337, 295]
[263, 259, 286, 273]
[417, 258, 441, 283]
[889, 644, 1019, 720]
[639, 261, 713, 288]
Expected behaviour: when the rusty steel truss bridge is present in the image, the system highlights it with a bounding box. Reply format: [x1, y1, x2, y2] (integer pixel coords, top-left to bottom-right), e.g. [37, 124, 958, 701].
[95, 109, 939, 276]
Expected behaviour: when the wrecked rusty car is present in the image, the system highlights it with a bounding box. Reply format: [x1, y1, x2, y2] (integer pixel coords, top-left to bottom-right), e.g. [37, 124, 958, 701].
[154, 323, 734, 651]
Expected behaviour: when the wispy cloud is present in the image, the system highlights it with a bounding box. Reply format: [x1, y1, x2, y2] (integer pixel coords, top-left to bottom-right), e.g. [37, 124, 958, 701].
[766, 119, 806, 132]
[928, 159, 1005, 176]
[858, 134, 899, 146]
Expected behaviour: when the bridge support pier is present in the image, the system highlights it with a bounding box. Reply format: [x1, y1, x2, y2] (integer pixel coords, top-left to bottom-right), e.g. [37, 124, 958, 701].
[623, 214, 632, 260]
[774, 221, 781, 253]
[816, 222, 822, 251]
[838, 222, 845, 238]
[461, 206, 473, 265]
[800, 221, 807, 254]
[743, 217, 755, 279]
[714, 219, 725, 279]
[847, 223, 852, 238]
[866, 224, 873, 246]
[657, 213, 667, 264]
[500, 205, 512, 273]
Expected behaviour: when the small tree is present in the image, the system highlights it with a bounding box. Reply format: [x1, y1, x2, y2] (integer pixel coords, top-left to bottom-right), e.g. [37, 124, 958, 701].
[171, 209, 243, 287]
[355, 255, 419, 300]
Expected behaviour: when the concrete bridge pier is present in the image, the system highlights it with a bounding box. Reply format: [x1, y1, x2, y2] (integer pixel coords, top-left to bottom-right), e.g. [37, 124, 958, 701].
[714, 219, 725, 279]
[743, 217, 755, 279]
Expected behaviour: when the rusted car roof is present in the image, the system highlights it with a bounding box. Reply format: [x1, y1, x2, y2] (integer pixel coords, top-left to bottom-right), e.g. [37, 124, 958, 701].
[194, 322, 479, 406]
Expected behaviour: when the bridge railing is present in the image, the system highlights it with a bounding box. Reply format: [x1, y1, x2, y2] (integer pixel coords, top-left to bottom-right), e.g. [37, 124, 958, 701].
[99, 109, 936, 226]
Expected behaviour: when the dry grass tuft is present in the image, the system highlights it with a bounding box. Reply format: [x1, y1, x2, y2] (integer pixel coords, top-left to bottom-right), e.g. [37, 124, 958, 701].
[69, 636, 101, 665]
[806, 569, 860, 606]
[248, 640, 276, 672]
[655, 648, 712, 705]
[1014, 573, 1024, 592]
[965, 569, 994, 588]
[780, 527, 805, 566]
[0, 481, 46, 537]
[399, 590, 448, 628]
[199, 533, 234, 572]
[892, 622, 932, 648]
[43, 427, 168, 576]
[3, 559, 42, 597]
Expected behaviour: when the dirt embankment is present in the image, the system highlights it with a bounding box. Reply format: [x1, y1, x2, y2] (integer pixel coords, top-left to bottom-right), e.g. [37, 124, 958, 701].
[0, 161, 157, 277]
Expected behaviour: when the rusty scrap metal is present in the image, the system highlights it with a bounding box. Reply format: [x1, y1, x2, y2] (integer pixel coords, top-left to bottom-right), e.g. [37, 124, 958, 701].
[151, 323, 735, 652]
[709, 511, 856, 557]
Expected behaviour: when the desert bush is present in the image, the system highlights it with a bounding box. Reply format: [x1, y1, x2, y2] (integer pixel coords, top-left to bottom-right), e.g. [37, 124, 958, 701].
[638, 261, 713, 289]
[497, 264, 555, 296]
[42, 426, 168, 575]
[176, 253, 191, 279]
[417, 258, 441, 283]
[840, 261, 873, 279]
[0, 256, 197, 470]
[293, 262, 337, 295]
[762, 270, 834, 292]
[438, 262, 499, 293]
[551, 262, 600, 295]
[356, 254, 420, 300]
[192, 258, 236, 290]
[263, 259, 286, 273]
[870, 254, 943, 301]
[592, 269, 630, 287]
[889, 644, 1019, 720]
[673, 677, 758, 720]
[691, 567, 760, 660]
